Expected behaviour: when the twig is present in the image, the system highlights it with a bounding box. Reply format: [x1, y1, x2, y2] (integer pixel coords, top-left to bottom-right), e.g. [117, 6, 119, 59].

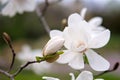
[3, 32, 16, 72]
[13, 60, 44, 77]
[0, 69, 14, 80]
[95, 62, 119, 77]
[36, 0, 63, 35]
[41, 0, 49, 16]
[36, 0, 50, 34]
[36, 7, 50, 34]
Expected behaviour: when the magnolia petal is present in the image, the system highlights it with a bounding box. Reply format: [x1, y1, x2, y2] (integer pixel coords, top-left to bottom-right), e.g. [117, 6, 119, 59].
[63, 27, 90, 50]
[88, 29, 110, 48]
[42, 76, 60, 80]
[95, 79, 104, 80]
[88, 17, 103, 26]
[1, 1, 17, 17]
[85, 49, 110, 71]
[0, 0, 8, 4]
[80, 8, 87, 19]
[56, 50, 76, 64]
[68, 53, 84, 70]
[69, 73, 75, 80]
[76, 71, 93, 80]
[23, 0, 36, 12]
[68, 13, 83, 27]
[63, 27, 74, 49]
[43, 36, 64, 56]
[50, 30, 63, 38]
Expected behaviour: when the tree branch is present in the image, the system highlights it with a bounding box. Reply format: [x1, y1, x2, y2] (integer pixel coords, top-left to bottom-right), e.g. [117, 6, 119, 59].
[95, 62, 119, 77]
[36, 7, 50, 34]
[3, 32, 16, 72]
[0, 69, 14, 80]
[36, 0, 63, 35]
[13, 60, 44, 77]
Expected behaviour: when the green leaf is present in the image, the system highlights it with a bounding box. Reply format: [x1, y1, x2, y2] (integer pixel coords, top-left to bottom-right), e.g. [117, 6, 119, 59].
[36, 56, 43, 62]
[56, 51, 64, 55]
[84, 54, 89, 64]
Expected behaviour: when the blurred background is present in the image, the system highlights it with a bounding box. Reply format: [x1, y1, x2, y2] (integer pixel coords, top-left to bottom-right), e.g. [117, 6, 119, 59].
[0, 0, 120, 80]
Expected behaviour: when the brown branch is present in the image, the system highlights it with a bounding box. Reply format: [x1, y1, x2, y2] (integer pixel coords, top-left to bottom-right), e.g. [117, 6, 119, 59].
[13, 60, 44, 77]
[36, 0, 63, 35]
[3, 32, 16, 72]
[41, 0, 49, 16]
[0, 69, 14, 80]
[95, 62, 119, 77]
[36, 7, 50, 34]
[36, 0, 50, 34]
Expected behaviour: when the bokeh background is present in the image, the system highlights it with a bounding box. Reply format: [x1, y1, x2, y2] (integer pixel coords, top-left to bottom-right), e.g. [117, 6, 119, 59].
[0, 0, 120, 80]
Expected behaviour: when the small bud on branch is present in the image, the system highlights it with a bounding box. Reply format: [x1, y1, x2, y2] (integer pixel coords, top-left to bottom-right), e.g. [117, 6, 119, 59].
[3, 32, 11, 44]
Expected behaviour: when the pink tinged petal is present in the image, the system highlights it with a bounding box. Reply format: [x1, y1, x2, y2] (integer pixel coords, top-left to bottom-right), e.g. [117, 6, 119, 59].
[80, 8, 87, 19]
[88, 29, 110, 48]
[88, 17, 103, 26]
[68, 53, 84, 70]
[76, 71, 93, 80]
[42, 76, 60, 80]
[56, 50, 76, 64]
[68, 13, 83, 27]
[50, 30, 63, 38]
[43, 36, 64, 56]
[85, 49, 110, 71]
[69, 73, 75, 80]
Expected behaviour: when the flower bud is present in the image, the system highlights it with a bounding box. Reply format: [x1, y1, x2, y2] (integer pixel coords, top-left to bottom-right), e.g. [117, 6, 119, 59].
[61, 18, 67, 27]
[3, 32, 11, 44]
[43, 36, 64, 56]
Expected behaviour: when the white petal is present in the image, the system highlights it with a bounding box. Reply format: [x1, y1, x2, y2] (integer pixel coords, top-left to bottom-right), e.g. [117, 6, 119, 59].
[88, 29, 110, 48]
[88, 17, 103, 26]
[80, 8, 87, 19]
[56, 50, 76, 64]
[68, 53, 84, 70]
[68, 13, 83, 27]
[43, 36, 64, 56]
[50, 30, 63, 38]
[76, 71, 93, 80]
[24, 0, 36, 11]
[63, 27, 90, 50]
[0, 0, 8, 4]
[69, 73, 75, 80]
[1, 1, 17, 17]
[85, 49, 110, 71]
[95, 79, 104, 80]
[42, 76, 60, 80]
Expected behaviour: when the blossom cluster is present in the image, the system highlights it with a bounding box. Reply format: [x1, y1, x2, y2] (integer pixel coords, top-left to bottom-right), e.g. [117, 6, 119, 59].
[0, 0, 111, 79]
[42, 8, 110, 80]
[0, 0, 38, 17]
[16, 8, 110, 80]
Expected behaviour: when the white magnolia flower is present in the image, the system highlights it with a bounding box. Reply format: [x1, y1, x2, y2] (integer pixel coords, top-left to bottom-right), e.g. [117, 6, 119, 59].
[17, 45, 53, 74]
[0, 0, 8, 4]
[42, 71, 104, 80]
[80, 8, 105, 33]
[42, 76, 60, 80]
[50, 11, 110, 71]
[43, 36, 64, 56]
[1, 0, 37, 17]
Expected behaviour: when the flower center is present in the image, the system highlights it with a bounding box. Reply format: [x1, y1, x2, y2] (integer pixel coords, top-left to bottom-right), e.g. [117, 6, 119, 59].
[71, 41, 87, 53]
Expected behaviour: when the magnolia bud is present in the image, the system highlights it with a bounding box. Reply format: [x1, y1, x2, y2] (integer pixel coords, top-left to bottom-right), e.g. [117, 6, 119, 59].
[43, 36, 64, 56]
[61, 18, 67, 27]
[3, 32, 11, 44]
